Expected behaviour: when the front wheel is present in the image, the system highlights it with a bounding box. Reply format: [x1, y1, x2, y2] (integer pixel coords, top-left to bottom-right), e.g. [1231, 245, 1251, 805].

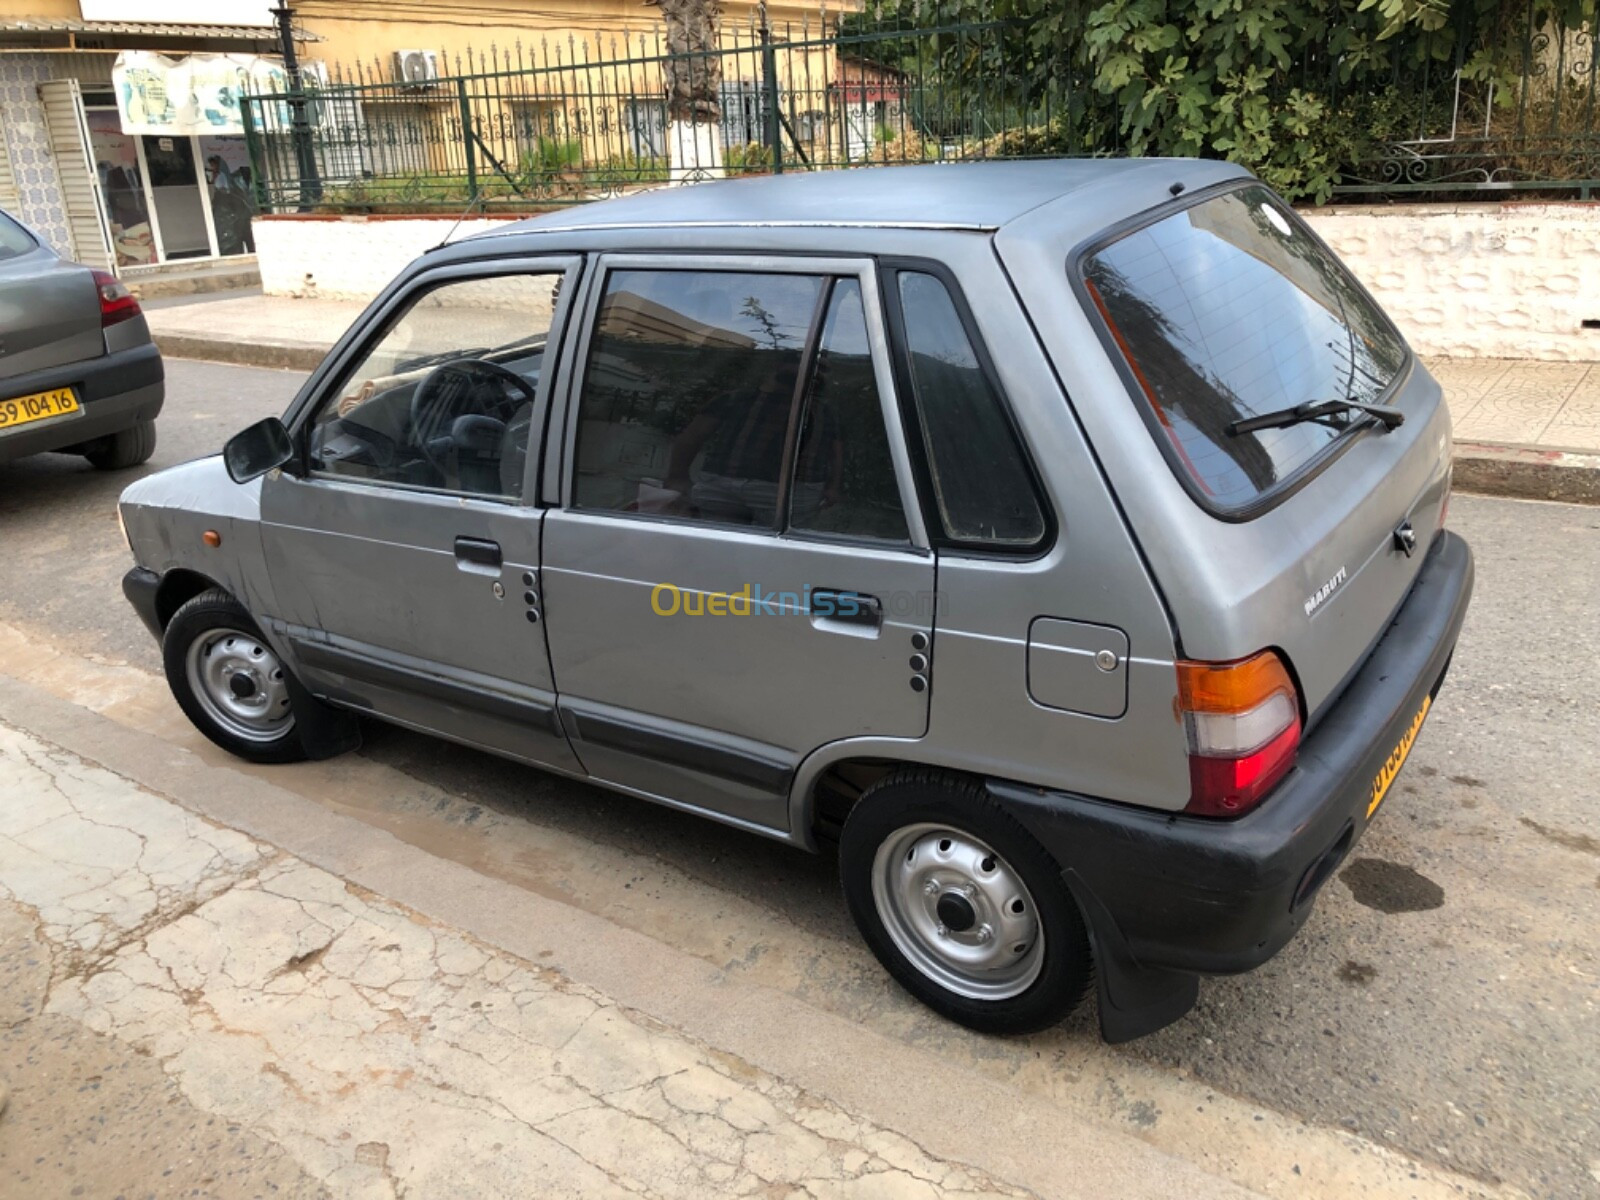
[163, 588, 305, 764]
[839, 770, 1093, 1034]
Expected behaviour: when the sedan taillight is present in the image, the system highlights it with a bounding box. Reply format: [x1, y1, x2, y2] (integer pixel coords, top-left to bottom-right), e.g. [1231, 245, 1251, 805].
[1176, 650, 1302, 818]
[91, 269, 141, 328]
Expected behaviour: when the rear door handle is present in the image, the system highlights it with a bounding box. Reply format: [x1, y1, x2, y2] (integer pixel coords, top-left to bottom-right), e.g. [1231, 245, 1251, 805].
[454, 536, 502, 572]
[811, 588, 882, 629]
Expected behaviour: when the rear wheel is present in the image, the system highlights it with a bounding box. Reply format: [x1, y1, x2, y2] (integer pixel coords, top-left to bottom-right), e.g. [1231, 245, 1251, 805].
[839, 770, 1093, 1034]
[84, 419, 156, 470]
[163, 588, 305, 763]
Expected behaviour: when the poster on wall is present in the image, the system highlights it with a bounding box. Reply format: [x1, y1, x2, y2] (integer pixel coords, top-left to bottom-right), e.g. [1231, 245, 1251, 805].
[84, 110, 157, 267]
[112, 53, 288, 136]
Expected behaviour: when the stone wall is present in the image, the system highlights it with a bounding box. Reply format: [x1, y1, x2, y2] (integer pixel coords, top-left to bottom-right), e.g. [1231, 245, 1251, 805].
[1298, 203, 1600, 362]
[256, 201, 1600, 361]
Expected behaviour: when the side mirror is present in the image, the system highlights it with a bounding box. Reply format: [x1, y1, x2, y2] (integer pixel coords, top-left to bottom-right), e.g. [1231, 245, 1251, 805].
[223, 417, 294, 484]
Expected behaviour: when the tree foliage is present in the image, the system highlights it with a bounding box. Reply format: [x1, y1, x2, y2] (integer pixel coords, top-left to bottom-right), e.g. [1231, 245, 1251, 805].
[854, 0, 1594, 200]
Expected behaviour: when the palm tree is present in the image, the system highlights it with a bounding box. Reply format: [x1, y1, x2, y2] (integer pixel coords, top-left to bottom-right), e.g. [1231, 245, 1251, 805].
[649, 0, 724, 180]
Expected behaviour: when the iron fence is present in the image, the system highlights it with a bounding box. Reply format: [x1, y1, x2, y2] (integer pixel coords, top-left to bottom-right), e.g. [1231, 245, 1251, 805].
[242, 9, 1600, 213]
[242, 18, 1084, 214]
[1330, 8, 1600, 198]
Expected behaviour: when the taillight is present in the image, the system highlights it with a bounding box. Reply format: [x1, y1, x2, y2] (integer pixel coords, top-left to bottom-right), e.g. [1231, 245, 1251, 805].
[1176, 650, 1302, 817]
[91, 269, 141, 328]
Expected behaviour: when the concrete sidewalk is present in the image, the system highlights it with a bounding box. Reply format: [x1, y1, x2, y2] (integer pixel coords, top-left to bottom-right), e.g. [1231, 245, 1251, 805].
[0, 622, 1521, 1200]
[0, 715, 1228, 1200]
[145, 292, 1600, 503]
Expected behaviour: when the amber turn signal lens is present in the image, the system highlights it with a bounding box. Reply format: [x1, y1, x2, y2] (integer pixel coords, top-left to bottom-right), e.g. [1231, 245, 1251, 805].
[202, 530, 222, 548]
[1176, 650, 1296, 714]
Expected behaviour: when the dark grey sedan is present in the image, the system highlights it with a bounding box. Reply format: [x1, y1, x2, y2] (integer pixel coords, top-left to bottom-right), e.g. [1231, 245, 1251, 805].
[0, 209, 163, 469]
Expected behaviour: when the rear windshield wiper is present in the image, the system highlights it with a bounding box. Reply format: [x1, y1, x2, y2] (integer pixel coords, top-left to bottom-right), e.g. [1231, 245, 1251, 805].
[1227, 398, 1404, 438]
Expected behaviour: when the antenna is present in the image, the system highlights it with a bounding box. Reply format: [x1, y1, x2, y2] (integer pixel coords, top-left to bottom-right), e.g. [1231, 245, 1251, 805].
[433, 187, 484, 251]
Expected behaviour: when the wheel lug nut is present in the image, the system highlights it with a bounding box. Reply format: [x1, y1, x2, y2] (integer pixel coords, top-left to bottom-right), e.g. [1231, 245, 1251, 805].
[976, 925, 993, 943]
[962, 884, 977, 899]
[935, 924, 947, 937]
[924, 880, 939, 895]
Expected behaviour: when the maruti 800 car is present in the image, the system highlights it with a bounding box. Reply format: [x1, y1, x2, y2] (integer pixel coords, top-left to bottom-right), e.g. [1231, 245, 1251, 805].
[115, 161, 1472, 1041]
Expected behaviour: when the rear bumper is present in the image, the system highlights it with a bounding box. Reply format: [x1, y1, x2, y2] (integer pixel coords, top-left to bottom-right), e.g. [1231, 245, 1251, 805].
[994, 530, 1474, 1034]
[0, 342, 164, 463]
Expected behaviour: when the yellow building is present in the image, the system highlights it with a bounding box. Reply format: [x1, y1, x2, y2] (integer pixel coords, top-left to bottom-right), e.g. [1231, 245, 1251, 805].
[279, 0, 853, 199]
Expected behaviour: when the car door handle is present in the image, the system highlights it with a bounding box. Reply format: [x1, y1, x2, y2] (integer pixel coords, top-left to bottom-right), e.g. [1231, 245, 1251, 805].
[810, 588, 882, 630]
[454, 536, 502, 572]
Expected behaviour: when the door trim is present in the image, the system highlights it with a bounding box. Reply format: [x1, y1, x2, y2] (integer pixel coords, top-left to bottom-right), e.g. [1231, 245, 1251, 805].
[558, 696, 796, 795]
[287, 633, 563, 736]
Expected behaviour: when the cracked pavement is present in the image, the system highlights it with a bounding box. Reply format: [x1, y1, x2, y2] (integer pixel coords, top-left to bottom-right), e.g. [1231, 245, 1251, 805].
[0, 723, 1039, 1199]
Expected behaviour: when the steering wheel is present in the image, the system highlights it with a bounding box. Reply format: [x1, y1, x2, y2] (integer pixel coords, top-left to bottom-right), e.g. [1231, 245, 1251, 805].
[409, 359, 538, 475]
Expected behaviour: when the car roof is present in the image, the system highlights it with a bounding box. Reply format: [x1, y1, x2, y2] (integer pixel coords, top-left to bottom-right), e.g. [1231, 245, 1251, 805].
[473, 159, 1235, 239]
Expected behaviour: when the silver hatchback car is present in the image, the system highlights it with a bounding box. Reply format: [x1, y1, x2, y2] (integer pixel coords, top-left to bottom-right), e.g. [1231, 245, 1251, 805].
[118, 161, 1473, 1041]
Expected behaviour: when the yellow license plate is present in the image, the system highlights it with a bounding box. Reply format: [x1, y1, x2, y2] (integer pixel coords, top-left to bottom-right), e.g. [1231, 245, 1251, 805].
[0, 387, 80, 431]
[1367, 694, 1431, 819]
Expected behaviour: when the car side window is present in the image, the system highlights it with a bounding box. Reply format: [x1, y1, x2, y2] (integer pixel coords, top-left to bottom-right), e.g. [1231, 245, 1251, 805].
[572, 269, 824, 529]
[306, 272, 563, 501]
[787, 279, 909, 543]
[895, 272, 1046, 548]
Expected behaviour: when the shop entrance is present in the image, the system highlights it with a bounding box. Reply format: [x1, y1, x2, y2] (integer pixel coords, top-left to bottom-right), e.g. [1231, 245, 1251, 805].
[84, 102, 257, 269]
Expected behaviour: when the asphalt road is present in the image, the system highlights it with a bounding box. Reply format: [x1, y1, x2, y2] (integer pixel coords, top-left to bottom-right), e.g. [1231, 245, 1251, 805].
[2, 358, 1597, 1197]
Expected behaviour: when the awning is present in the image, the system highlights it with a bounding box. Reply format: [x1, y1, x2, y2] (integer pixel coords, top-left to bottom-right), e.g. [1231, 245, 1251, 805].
[0, 17, 321, 45]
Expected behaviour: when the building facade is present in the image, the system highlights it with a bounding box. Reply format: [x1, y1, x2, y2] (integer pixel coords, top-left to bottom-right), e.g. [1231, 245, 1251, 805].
[0, 1, 291, 273]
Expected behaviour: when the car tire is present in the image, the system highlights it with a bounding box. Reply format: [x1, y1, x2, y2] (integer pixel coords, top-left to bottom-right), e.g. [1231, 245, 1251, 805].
[85, 419, 156, 470]
[162, 588, 309, 764]
[839, 769, 1093, 1034]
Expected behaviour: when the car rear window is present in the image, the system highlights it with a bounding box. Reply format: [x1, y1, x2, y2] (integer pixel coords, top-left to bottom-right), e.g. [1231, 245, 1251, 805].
[0, 212, 37, 261]
[1082, 185, 1407, 512]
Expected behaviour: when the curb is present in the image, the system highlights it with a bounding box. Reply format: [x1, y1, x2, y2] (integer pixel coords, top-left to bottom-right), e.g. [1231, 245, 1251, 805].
[152, 333, 329, 373]
[1452, 441, 1600, 505]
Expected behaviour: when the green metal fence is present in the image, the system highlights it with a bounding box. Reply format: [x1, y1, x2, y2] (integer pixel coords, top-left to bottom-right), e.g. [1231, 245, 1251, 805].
[1331, 8, 1600, 198]
[242, 9, 1599, 213]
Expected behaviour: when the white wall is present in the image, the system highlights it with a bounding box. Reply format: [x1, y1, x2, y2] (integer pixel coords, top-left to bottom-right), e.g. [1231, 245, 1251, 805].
[258, 202, 1600, 360]
[1298, 203, 1600, 361]
[254, 215, 526, 301]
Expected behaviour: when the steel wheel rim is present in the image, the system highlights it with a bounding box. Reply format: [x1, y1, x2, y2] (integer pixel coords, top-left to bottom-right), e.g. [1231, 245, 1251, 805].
[871, 822, 1044, 1002]
[184, 628, 295, 744]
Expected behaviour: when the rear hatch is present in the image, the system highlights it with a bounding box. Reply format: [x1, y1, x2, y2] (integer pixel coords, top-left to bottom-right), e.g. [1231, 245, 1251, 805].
[0, 212, 103, 383]
[1077, 182, 1450, 720]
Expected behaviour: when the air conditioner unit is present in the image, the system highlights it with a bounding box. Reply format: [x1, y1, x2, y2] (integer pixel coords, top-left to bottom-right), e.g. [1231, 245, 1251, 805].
[394, 50, 440, 88]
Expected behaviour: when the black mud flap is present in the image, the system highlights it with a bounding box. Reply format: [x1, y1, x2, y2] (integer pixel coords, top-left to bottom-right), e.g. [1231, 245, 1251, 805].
[283, 669, 363, 760]
[1065, 868, 1199, 1043]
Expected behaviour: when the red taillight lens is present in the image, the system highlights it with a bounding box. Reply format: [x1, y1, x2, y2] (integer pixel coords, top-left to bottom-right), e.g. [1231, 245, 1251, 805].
[1177, 650, 1302, 818]
[91, 269, 141, 328]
